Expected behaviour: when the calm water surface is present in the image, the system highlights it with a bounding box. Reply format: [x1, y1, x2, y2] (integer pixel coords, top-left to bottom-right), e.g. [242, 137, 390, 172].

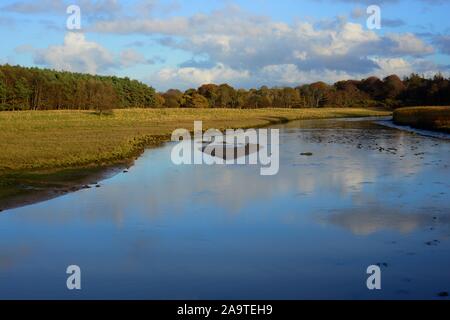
[1, 118, 449, 299]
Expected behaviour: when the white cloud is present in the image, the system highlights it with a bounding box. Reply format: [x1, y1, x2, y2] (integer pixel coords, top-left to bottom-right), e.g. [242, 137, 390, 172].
[33, 33, 154, 73]
[386, 33, 434, 56]
[34, 32, 115, 74]
[93, 6, 434, 77]
[150, 63, 250, 90]
[147, 56, 449, 91]
[259, 64, 354, 86]
[371, 57, 413, 76]
[16, 3, 443, 89]
[131, 5, 439, 90]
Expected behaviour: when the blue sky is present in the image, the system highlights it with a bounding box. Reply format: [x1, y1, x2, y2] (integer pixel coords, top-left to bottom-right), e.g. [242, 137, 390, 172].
[1, 0, 449, 91]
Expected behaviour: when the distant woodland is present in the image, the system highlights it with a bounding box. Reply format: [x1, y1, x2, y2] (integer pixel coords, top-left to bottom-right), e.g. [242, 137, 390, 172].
[0, 65, 156, 111]
[1, 64, 450, 111]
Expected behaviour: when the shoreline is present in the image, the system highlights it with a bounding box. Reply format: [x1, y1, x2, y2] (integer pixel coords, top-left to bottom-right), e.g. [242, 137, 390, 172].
[393, 107, 450, 133]
[0, 136, 169, 212]
[0, 109, 390, 211]
[375, 119, 450, 140]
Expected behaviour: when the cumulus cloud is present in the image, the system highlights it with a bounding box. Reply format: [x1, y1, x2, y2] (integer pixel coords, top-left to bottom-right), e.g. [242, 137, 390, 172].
[147, 55, 449, 91]
[33, 33, 155, 73]
[148, 63, 250, 90]
[90, 6, 438, 89]
[93, 7, 433, 73]
[385, 33, 434, 56]
[8, 2, 443, 89]
[259, 64, 354, 86]
[34, 33, 114, 74]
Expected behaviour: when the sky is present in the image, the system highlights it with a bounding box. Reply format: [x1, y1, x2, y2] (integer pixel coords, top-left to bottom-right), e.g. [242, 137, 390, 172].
[0, 0, 450, 91]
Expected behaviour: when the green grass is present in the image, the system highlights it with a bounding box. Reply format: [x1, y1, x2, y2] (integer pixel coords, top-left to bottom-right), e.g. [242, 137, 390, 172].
[0, 108, 390, 171]
[0, 108, 390, 209]
[393, 107, 450, 133]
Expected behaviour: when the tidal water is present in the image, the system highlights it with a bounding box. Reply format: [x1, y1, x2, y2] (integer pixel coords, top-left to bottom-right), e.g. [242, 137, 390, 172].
[1, 118, 449, 299]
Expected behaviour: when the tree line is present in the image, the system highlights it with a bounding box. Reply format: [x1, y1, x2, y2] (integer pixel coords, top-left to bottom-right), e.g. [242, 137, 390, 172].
[1, 64, 449, 111]
[160, 74, 450, 109]
[0, 64, 156, 111]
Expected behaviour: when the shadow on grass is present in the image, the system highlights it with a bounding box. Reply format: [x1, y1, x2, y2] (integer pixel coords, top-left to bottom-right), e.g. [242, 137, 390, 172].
[89, 109, 115, 117]
[0, 166, 121, 211]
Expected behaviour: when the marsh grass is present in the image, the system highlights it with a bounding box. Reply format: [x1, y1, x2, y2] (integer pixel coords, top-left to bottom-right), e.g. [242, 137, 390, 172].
[393, 107, 450, 133]
[0, 108, 390, 172]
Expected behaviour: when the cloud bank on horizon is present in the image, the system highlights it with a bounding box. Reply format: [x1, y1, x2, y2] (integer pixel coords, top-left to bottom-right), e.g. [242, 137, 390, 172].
[1, 0, 449, 91]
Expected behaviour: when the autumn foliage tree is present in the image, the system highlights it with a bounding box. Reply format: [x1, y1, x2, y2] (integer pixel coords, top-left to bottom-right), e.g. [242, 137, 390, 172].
[162, 89, 183, 108]
[1, 64, 449, 111]
[181, 89, 210, 108]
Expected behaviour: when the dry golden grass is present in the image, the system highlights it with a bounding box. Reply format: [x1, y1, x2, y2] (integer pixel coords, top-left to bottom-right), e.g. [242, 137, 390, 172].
[0, 108, 390, 172]
[393, 107, 450, 133]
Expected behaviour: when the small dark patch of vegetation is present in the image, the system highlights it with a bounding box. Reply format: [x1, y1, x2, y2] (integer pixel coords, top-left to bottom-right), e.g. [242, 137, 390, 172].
[393, 107, 450, 133]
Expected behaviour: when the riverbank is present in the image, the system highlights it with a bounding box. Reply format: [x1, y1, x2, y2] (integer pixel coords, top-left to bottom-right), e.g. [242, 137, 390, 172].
[0, 108, 390, 210]
[393, 107, 450, 133]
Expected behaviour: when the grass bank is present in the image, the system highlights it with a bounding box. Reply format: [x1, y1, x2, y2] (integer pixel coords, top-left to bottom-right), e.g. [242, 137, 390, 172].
[393, 107, 450, 133]
[0, 108, 390, 210]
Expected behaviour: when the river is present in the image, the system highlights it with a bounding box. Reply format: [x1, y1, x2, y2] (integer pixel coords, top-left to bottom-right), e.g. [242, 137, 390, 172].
[0, 117, 449, 299]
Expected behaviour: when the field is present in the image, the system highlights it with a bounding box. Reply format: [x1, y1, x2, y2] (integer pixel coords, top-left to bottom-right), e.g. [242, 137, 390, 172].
[393, 107, 450, 133]
[0, 108, 390, 209]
